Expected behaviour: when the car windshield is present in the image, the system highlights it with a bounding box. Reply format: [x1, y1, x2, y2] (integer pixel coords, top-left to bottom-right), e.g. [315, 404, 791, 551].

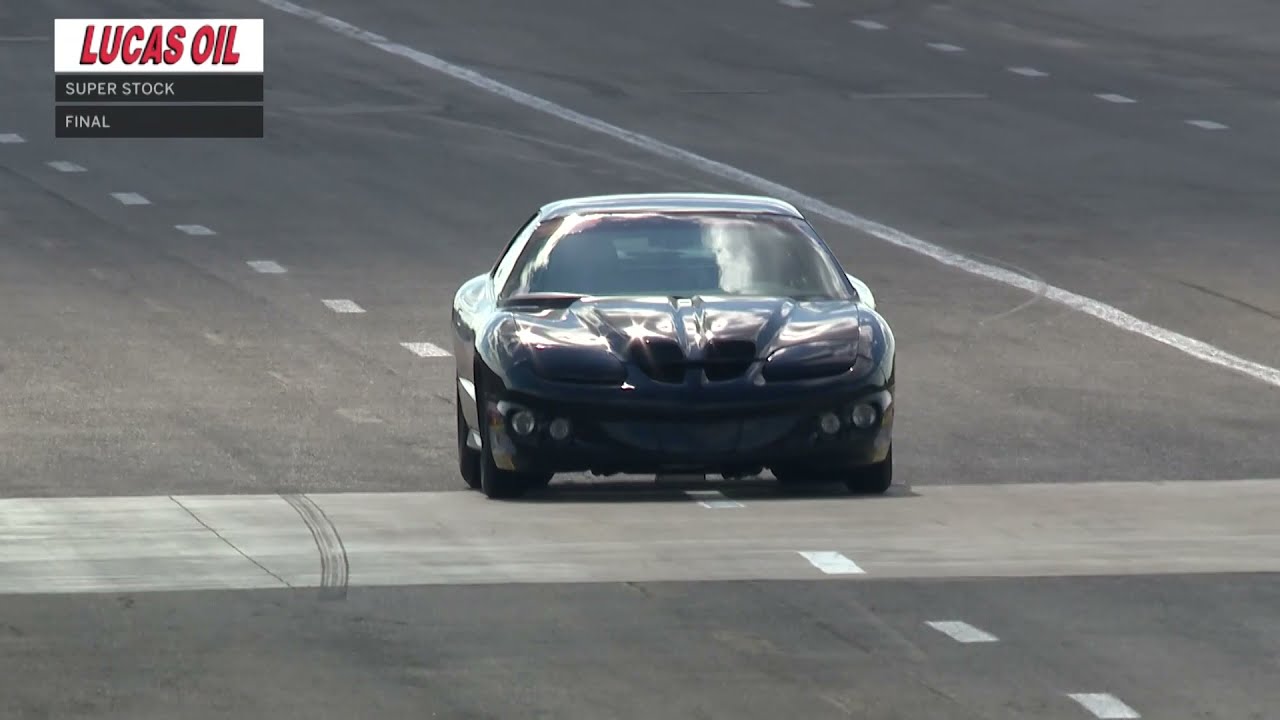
[500, 211, 853, 300]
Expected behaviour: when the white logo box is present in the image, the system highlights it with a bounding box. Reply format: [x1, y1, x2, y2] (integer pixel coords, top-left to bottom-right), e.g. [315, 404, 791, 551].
[54, 19, 264, 73]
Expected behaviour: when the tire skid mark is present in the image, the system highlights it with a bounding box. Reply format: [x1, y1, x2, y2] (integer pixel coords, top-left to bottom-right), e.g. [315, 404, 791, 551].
[282, 493, 350, 600]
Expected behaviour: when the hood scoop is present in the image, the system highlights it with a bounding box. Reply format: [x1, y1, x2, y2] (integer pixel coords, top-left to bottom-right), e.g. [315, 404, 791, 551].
[627, 336, 757, 383]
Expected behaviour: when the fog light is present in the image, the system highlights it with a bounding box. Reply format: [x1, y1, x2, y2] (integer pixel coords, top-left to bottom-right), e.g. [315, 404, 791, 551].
[509, 410, 537, 436]
[548, 417, 572, 441]
[818, 412, 841, 435]
[849, 403, 877, 429]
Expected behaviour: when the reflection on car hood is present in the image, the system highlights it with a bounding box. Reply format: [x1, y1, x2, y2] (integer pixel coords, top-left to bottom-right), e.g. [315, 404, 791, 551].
[497, 295, 869, 361]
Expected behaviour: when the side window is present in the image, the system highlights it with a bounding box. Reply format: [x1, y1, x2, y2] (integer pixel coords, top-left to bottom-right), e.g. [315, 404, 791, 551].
[490, 213, 539, 288]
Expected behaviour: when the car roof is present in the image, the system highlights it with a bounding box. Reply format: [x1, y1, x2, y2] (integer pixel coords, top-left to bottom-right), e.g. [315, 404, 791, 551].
[536, 192, 805, 221]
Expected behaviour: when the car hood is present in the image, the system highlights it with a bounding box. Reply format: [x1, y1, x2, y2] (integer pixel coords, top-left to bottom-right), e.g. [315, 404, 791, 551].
[495, 295, 871, 362]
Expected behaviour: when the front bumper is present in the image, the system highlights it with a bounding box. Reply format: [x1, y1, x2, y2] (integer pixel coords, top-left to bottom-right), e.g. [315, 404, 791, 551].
[484, 389, 894, 475]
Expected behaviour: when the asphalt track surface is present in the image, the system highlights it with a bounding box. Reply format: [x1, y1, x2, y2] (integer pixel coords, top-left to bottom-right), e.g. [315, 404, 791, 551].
[2, 0, 1279, 718]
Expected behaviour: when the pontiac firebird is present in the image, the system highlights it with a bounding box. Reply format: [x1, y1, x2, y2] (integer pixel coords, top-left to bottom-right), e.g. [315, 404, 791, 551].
[450, 193, 895, 499]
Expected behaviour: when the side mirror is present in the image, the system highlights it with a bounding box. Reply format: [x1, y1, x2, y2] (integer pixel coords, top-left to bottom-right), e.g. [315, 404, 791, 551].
[846, 273, 876, 309]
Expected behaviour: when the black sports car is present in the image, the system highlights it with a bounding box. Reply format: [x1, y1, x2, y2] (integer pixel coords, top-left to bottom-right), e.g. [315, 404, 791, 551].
[451, 193, 896, 498]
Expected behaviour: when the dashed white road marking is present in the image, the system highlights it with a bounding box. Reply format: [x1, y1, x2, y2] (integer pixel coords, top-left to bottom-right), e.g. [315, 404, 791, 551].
[322, 299, 366, 313]
[1186, 119, 1228, 130]
[1095, 93, 1137, 104]
[925, 620, 999, 643]
[110, 192, 150, 205]
[778, 0, 812, 6]
[175, 224, 216, 235]
[258, 0, 1280, 391]
[685, 490, 744, 509]
[851, 19, 888, 30]
[0, 133, 24, 143]
[1007, 66, 1049, 77]
[247, 260, 287, 274]
[1067, 693, 1141, 719]
[927, 42, 965, 52]
[336, 408, 384, 424]
[47, 160, 86, 172]
[401, 342, 451, 358]
[798, 551, 865, 575]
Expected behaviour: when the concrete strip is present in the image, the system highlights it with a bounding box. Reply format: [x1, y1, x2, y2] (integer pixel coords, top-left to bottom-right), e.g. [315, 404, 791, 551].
[0, 496, 292, 594]
[171, 494, 325, 589]
[1, 480, 1276, 594]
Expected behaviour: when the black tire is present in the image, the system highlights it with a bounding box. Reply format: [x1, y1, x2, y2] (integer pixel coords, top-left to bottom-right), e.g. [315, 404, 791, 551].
[457, 389, 481, 490]
[845, 448, 893, 495]
[772, 446, 893, 496]
[475, 376, 551, 499]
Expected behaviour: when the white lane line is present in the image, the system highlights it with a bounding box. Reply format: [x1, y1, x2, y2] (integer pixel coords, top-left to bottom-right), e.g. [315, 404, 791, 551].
[1186, 119, 1229, 130]
[685, 490, 744, 509]
[1007, 66, 1049, 77]
[851, 19, 888, 30]
[258, 0, 1280, 391]
[336, 408, 384, 424]
[798, 551, 865, 574]
[322, 299, 366, 313]
[0, 133, 24, 143]
[401, 342, 451, 357]
[779, 0, 813, 6]
[925, 620, 999, 643]
[1067, 693, 1141, 719]
[175, 224, 216, 235]
[1095, 93, 1137, 104]
[47, 160, 86, 172]
[110, 192, 151, 205]
[927, 42, 965, 52]
[247, 260, 287, 274]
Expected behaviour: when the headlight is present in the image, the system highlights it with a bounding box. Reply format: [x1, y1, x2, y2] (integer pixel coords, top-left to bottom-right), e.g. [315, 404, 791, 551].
[761, 322, 877, 382]
[527, 346, 627, 384]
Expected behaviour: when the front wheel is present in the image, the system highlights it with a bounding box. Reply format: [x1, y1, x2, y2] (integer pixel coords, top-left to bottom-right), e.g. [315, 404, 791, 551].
[475, 378, 553, 499]
[772, 446, 893, 496]
[845, 448, 892, 495]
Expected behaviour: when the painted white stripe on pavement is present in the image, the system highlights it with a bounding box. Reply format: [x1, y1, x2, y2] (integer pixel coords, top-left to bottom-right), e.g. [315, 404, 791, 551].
[1067, 693, 1141, 719]
[401, 342, 451, 357]
[0, 133, 24, 143]
[799, 551, 865, 574]
[1186, 119, 1228, 130]
[1007, 66, 1049, 77]
[779, 0, 812, 6]
[47, 160, 86, 172]
[256, 0, 1280, 391]
[1096, 93, 1137, 103]
[111, 192, 151, 205]
[685, 490, 744, 509]
[175, 224, 216, 235]
[925, 620, 999, 643]
[927, 42, 965, 52]
[247, 260, 287, 274]
[851, 19, 888, 30]
[322, 299, 366, 313]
